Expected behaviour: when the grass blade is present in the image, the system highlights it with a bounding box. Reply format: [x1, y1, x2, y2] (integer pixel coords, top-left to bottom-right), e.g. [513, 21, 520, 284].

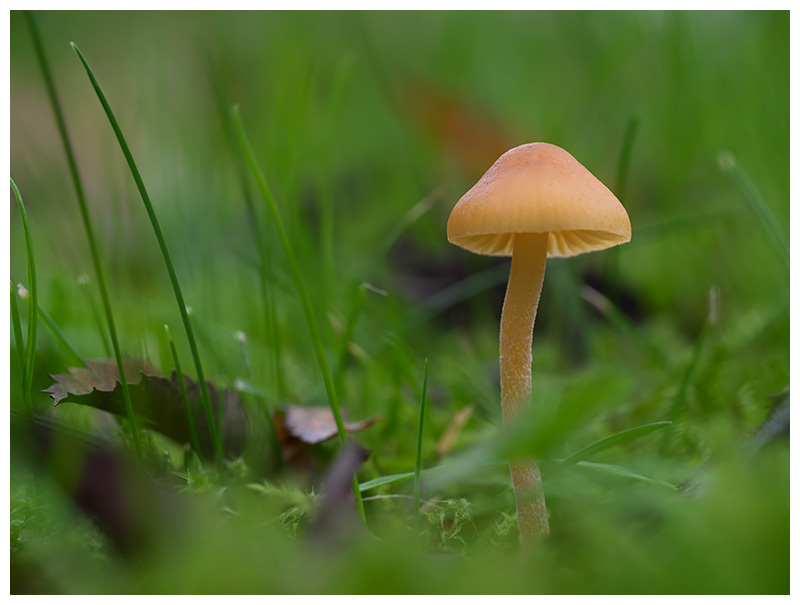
[358, 471, 417, 493]
[204, 49, 261, 253]
[70, 41, 221, 467]
[414, 359, 429, 531]
[204, 50, 283, 401]
[413, 263, 510, 325]
[605, 117, 639, 303]
[316, 52, 356, 284]
[35, 306, 84, 367]
[78, 275, 111, 356]
[359, 467, 444, 493]
[551, 421, 672, 474]
[231, 105, 366, 521]
[11, 178, 37, 420]
[333, 282, 388, 396]
[334, 283, 368, 397]
[630, 207, 741, 247]
[581, 284, 670, 368]
[25, 13, 142, 456]
[615, 117, 639, 204]
[10, 282, 26, 389]
[382, 188, 440, 260]
[232, 106, 346, 439]
[661, 290, 718, 452]
[573, 461, 678, 491]
[165, 324, 201, 460]
[719, 151, 789, 265]
[358, 461, 505, 494]
[16, 285, 84, 367]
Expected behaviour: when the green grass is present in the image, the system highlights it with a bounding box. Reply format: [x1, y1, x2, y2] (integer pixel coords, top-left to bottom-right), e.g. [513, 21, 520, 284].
[10, 10, 788, 594]
[232, 104, 366, 520]
[20, 292, 84, 367]
[10, 178, 37, 421]
[25, 12, 142, 455]
[165, 323, 201, 460]
[71, 40, 221, 465]
[10, 283, 26, 381]
[413, 358, 429, 530]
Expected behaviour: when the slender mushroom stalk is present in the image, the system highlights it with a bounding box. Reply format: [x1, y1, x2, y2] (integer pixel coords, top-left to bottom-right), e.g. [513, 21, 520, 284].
[500, 232, 549, 541]
[447, 142, 631, 546]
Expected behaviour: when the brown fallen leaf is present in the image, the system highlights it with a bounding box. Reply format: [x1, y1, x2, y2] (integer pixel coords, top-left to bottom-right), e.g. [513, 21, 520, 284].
[45, 357, 153, 405]
[280, 405, 380, 444]
[273, 405, 381, 472]
[43, 358, 247, 459]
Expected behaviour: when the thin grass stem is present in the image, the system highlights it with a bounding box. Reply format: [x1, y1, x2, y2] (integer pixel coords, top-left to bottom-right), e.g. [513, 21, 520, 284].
[17, 288, 85, 367]
[232, 106, 366, 522]
[204, 51, 283, 402]
[550, 421, 672, 475]
[232, 106, 346, 438]
[660, 290, 718, 452]
[606, 117, 639, 305]
[414, 358, 429, 531]
[334, 284, 387, 389]
[615, 118, 639, 203]
[11, 179, 37, 420]
[11, 282, 27, 387]
[719, 151, 789, 265]
[265, 263, 283, 400]
[317, 52, 356, 284]
[25, 13, 142, 456]
[334, 283, 367, 396]
[580, 284, 670, 368]
[70, 42, 221, 467]
[78, 275, 111, 356]
[165, 324, 202, 460]
[204, 51, 262, 255]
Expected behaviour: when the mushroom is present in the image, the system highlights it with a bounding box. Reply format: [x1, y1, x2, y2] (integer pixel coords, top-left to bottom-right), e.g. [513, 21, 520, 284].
[447, 142, 631, 544]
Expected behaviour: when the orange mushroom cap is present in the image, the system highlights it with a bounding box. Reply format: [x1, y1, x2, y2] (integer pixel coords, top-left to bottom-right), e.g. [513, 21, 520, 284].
[447, 142, 631, 258]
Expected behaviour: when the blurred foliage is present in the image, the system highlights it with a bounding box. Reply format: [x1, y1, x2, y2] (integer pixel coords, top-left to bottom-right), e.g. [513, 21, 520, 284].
[10, 10, 788, 594]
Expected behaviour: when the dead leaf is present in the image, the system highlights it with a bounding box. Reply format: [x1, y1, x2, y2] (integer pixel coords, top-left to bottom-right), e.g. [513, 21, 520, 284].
[280, 405, 380, 444]
[44, 358, 247, 459]
[44, 358, 153, 405]
[272, 405, 381, 472]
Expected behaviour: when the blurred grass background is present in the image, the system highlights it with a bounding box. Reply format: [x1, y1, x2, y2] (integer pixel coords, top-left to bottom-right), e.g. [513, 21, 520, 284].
[10, 10, 789, 594]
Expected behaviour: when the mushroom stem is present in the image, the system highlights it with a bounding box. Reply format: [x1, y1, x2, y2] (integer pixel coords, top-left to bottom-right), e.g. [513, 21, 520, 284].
[499, 231, 549, 544]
